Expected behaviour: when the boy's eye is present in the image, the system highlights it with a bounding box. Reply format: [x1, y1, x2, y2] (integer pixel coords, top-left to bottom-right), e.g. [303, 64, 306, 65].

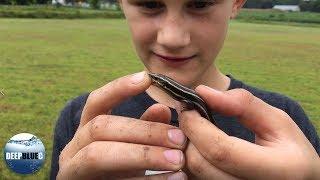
[134, 0, 215, 15]
[186, 1, 215, 10]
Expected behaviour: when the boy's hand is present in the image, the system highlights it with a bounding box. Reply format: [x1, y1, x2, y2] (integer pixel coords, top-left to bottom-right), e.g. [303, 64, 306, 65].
[179, 85, 320, 180]
[57, 72, 186, 180]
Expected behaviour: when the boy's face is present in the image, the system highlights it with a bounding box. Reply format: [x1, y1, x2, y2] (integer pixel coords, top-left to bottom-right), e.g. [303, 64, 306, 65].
[120, 0, 246, 86]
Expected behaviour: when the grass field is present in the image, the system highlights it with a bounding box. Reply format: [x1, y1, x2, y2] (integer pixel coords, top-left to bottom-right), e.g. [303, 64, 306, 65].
[0, 19, 319, 179]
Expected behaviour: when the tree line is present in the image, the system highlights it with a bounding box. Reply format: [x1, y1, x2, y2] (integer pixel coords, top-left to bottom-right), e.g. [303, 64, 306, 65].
[0, 0, 49, 5]
[0, 0, 116, 5]
[244, 0, 320, 12]
[0, 0, 319, 13]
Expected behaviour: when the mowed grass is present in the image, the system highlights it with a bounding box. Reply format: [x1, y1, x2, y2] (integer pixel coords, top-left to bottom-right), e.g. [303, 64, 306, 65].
[0, 19, 319, 179]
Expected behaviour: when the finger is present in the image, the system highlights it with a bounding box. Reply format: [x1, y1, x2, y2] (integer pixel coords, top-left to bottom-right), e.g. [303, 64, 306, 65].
[122, 171, 187, 180]
[60, 115, 187, 162]
[184, 143, 240, 180]
[179, 110, 280, 179]
[140, 103, 171, 124]
[80, 71, 151, 127]
[195, 85, 296, 139]
[58, 141, 185, 180]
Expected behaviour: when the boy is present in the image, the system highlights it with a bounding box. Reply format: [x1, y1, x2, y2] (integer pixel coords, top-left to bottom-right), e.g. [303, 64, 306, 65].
[51, 0, 320, 179]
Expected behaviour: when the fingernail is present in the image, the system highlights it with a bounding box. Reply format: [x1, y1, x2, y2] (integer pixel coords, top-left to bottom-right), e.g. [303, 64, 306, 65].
[168, 129, 186, 146]
[167, 172, 186, 180]
[131, 71, 145, 84]
[163, 150, 183, 165]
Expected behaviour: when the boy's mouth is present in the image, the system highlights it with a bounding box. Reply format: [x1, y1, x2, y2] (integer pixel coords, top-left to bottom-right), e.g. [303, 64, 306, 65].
[153, 52, 197, 62]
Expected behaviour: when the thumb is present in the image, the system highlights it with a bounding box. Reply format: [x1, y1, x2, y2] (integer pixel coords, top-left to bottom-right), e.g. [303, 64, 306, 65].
[195, 85, 296, 140]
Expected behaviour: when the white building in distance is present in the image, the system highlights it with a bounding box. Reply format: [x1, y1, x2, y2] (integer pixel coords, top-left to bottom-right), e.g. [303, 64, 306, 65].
[52, 0, 65, 5]
[273, 5, 300, 12]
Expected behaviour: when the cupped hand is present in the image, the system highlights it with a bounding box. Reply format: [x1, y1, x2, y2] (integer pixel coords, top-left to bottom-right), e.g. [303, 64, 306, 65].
[179, 85, 320, 180]
[57, 72, 186, 180]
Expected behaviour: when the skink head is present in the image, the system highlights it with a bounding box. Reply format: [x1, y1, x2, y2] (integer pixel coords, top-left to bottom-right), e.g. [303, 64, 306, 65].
[148, 73, 195, 100]
[148, 73, 169, 88]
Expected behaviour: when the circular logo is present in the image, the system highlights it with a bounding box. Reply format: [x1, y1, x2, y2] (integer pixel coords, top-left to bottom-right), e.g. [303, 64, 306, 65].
[4, 133, 45, 174]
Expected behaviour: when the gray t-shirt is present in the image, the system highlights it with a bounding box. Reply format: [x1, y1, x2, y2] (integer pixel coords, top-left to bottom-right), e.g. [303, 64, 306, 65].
[50, 75, 320, 179]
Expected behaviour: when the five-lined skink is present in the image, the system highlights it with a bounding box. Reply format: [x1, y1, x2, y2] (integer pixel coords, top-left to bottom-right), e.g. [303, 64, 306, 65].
[148, 73, 215, 125]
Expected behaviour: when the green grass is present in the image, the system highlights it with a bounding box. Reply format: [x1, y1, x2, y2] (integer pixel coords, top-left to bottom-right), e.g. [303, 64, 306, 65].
[0, 19, 319, 179]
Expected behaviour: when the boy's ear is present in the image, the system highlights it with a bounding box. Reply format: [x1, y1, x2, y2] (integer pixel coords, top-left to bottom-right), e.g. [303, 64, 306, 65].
[230, 0, 246, 19]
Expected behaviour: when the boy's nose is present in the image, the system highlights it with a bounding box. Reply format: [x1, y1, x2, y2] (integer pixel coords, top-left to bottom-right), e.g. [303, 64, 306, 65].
[157, 17, 191, 50]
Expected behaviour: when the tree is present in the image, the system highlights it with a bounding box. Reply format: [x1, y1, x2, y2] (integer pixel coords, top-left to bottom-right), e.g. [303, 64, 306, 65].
[0, 0, 10, 4]
[244, 0, 275, 8]
[11, 0, 35, 5]
[312, 0, 320, 12]
[299, 0, 320, 12]
[244, 0, 302, 8]
[90, 0, 99, 9]
[36, 0, 50, 4]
